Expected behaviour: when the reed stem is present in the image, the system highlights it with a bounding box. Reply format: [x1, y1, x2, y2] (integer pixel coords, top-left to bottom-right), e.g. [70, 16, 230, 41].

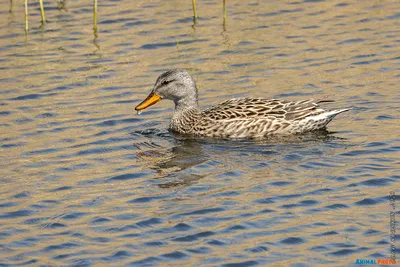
[39, 0, 46, 25]
[24, 0, 28, 32]
[93, 0, 98, 32]
[223, 0, 227, 26]
[9, 0, 13, 13]
[191, 0, 197, 21]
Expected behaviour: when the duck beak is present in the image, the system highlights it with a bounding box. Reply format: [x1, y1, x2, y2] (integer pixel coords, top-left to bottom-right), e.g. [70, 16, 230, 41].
[135, 92, 162, 111]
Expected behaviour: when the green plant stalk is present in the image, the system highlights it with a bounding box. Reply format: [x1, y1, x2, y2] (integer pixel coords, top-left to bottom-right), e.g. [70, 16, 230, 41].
[192, 0, 197, 19]
[223, 0, 226, 26]
[39, 0, 46, 24]
[93, 0, 98, 32]
[9, 0, 13, 13]
[24, 0, 28, 32]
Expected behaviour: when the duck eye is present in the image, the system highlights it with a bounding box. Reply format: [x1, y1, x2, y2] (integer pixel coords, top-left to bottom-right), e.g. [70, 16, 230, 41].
[161, 80, 173, 86]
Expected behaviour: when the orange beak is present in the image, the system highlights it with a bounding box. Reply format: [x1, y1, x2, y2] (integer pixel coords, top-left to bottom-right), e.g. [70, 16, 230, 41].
[135, 92, 162, 111]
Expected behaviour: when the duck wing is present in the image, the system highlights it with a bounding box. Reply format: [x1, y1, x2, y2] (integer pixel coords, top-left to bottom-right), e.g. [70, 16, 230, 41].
[201, 97, 330, 121]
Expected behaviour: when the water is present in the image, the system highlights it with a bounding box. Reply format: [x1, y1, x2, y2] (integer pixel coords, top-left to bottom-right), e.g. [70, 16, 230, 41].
[0, 0, 399, 266]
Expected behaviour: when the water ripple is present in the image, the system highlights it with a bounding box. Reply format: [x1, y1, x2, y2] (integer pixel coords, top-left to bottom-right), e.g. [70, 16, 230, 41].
[0, 0, 398, 266]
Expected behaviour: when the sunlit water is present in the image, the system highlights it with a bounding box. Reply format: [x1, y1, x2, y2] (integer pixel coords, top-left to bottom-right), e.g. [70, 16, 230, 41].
[0, 0, 399, 266]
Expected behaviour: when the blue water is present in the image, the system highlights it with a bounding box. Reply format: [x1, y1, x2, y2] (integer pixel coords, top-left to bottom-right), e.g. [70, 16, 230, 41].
[0, 0, 399, 266]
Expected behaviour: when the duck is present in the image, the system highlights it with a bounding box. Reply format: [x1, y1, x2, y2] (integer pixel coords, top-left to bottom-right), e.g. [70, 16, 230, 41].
[135, 69, 351, 139]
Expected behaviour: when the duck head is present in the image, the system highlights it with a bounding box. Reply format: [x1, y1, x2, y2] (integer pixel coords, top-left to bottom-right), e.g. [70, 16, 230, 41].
[135, 69, 198, 112]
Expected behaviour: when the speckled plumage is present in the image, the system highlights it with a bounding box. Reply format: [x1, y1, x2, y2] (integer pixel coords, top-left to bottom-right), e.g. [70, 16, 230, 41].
[135, 69, 351, 139]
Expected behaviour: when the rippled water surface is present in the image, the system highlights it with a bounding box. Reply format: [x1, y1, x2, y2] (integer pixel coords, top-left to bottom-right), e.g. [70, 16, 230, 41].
[1, 0, 399, 266]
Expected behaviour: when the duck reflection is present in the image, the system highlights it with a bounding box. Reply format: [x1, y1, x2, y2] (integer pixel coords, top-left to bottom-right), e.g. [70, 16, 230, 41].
[134, 129, 346, 188]
[135, 133, 208, 188]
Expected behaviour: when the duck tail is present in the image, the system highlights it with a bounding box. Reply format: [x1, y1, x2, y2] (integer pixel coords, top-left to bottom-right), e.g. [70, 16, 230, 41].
[319, 108, 352, 127]
[325, 108, 352, 118]
[316, 99, 336, 104]
[304, 107, 352, 129]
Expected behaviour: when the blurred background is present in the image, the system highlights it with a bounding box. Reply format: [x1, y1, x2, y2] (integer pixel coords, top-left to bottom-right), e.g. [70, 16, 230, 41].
[0, 0, 399, 266]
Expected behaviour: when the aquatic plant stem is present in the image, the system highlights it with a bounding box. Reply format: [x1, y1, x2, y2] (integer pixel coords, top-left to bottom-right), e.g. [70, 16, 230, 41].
[9, 0, 13, 13]
[93, 0, 98, 32]
[192, 0, 197, 23]
[39, 0, 46, 25]
[24, 0, 28, 32]
[223, 0, 226, 27]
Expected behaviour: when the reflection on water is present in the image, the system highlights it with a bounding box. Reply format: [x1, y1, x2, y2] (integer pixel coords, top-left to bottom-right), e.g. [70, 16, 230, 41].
[138, 130, 347, 190]
[0, 0, 399, 266]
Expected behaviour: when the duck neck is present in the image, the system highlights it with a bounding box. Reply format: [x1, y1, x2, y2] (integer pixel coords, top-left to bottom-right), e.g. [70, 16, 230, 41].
[170, 97, 201, 134]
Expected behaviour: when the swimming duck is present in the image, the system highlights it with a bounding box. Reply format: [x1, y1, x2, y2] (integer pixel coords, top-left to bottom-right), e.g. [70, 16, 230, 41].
[135, 69, 351, 138]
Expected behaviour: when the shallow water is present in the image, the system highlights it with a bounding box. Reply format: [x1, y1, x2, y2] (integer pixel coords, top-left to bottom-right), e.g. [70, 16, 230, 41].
[0, 0, 399, 266]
